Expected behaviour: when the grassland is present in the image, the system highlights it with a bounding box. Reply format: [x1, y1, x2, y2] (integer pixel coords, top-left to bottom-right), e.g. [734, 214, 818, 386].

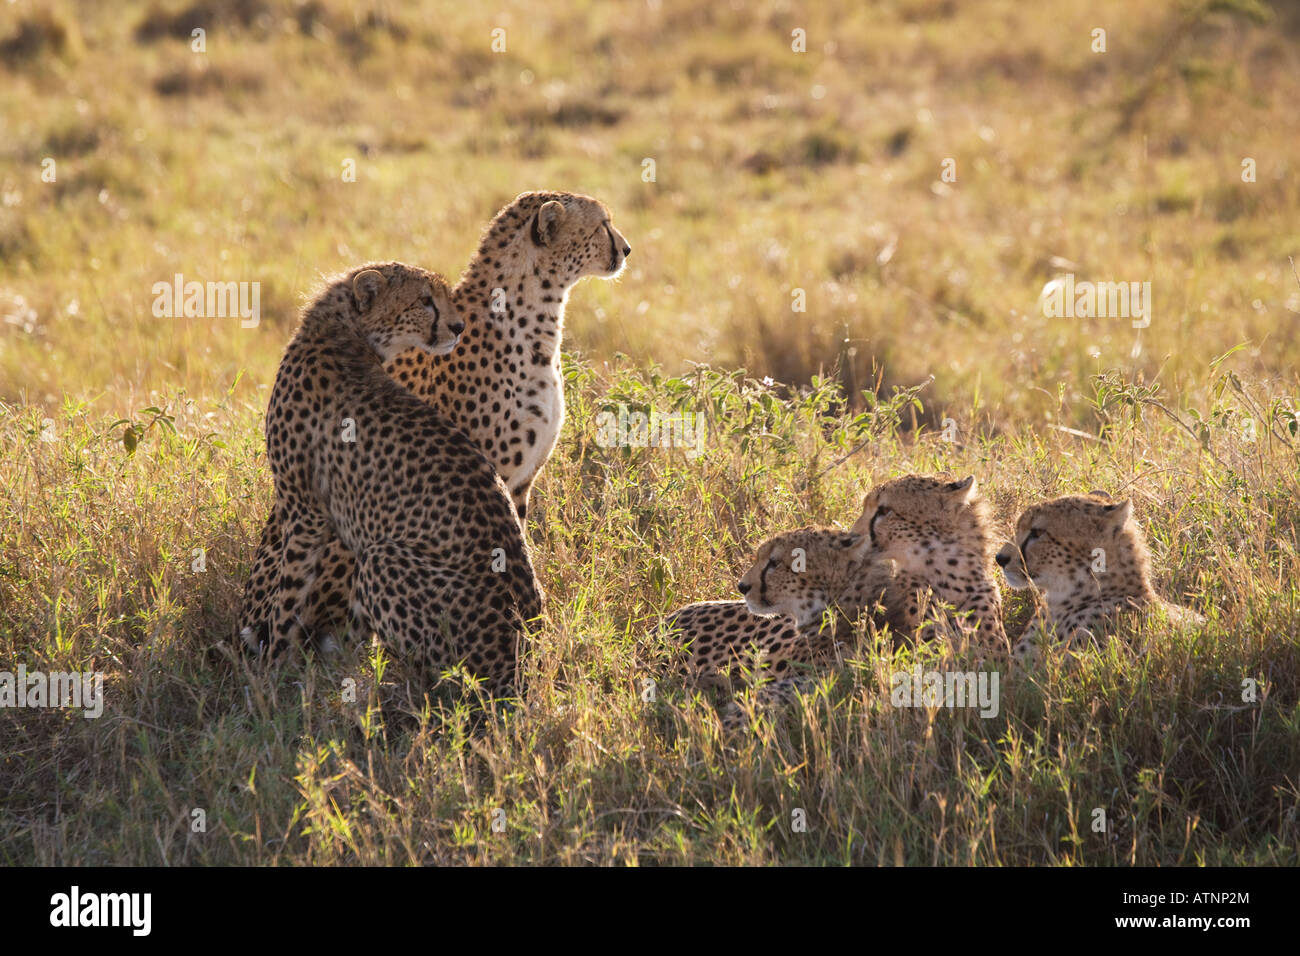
[1, 0, 1298, 865]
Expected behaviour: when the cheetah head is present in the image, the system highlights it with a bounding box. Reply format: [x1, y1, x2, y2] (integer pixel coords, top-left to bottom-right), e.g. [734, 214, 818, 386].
[736, 527, 873, 627]
[850, 473, 992, 578]
[350, 263, 464, 362]
[995, 491, 1145, 593]
[508, 191, 631, 283]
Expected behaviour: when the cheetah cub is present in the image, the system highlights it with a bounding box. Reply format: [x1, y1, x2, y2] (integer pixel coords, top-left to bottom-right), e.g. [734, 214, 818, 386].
[736, 529, 919, 632]
[242, 262, 542, 696]
[658, 473, 1008, 724]
[995, 492, 1205, 663]
[666, 528, 919, 695]
[848, 473, 1008, 659]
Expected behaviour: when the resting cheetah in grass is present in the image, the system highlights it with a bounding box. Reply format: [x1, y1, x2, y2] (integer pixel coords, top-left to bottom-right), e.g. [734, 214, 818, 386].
[660, 473, 1009, 718]
[995, 492, 1204, 663]
[237, 191, 628, 649]
[241, 262, 542, 695]
[847, 473, 1008, 658]
[664, 528, 921, 694]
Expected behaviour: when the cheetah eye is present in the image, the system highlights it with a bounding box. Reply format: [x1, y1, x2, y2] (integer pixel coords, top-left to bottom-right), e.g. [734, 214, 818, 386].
[422, 295, 436, 309]
[871, 506, 892, 528]
[765, 556, 782, 570]
[1021, 528, 1042, 550]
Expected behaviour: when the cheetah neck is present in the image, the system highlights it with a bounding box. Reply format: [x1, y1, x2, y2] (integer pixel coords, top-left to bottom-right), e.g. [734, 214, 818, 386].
[794, 568, 869, 634]
[895, 539, 998, 606]
[834, 560, 886, 610]
[895, 537, 1006, 644]
[1043, 567, 1156, 629]
[299, 308, 383, 369]
[459, 257, 569, 362]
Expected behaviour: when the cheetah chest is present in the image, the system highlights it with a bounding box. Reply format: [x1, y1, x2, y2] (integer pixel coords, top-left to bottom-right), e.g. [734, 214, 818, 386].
[509, 358, 563, 491]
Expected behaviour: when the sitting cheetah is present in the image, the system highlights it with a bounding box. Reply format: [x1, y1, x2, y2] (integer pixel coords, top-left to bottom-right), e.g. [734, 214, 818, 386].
[243, 261, 542, 695]
[237, 191, 629, 648]
[389, 190, 631, 521]
[658, 473, 1008, 721]
[995, 492, 1204, 663]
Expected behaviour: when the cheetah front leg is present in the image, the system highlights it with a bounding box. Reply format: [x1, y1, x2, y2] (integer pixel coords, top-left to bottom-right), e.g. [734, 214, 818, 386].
[510, 482, 532, 526]
[239, 506, 361, 657]
[1012, 623, 1047, 666]
[296, 536, 363, 654]
[721, 674, 821, 731]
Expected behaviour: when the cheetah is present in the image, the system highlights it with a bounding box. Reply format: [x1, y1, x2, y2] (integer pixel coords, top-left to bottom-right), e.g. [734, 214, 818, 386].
[848, 473, 1008, 659]
[237, 191, 628, 649]
[243, 261, 542, 696]
[664, 528, 920, 695]
[658, 473, 1008, 720]
[995, 492, 1204, 663]
[389, 190, 631, 521]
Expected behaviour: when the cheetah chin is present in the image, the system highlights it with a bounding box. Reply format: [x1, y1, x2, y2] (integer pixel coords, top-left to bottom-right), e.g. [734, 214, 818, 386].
[743, 596, 781, 617]
[416, 338, 459, 358]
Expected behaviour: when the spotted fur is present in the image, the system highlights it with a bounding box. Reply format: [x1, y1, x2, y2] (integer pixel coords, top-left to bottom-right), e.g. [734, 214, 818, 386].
[666, 528, 919, 692]
[390, 190, 630, 520]
[659, 473, 1008, 725]
[236, 192, 628, 648]
[849, 473, 1008, 659]
[996, 492, 1204, 663]
[238, 261, 542, 695]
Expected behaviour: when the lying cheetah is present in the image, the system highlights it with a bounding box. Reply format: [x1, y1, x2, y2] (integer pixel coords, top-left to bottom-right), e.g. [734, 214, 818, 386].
[237, 191, 628, 648]
[665, 528, 920, 695]
[244, 261, 542, 695]
[848, 473, 1008, 658]
[995, 492, 1204, 662]
[659, 473, 1008, 718]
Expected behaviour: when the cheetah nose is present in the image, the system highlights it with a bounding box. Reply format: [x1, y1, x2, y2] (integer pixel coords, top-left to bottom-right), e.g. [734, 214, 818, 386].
[621, 242, 631, 258]
[448, 319, 466, 335]
[737, 581, 751, 595]
[995, 552, 1010, 567]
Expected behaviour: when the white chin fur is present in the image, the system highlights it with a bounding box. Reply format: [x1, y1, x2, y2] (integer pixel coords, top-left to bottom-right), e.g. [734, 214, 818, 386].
[1001, 568, 1031, 589]
[421, 339, 460, 356]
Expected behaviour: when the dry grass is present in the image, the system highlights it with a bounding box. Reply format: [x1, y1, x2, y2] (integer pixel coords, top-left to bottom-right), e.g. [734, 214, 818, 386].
[0, 0, 1298, 864]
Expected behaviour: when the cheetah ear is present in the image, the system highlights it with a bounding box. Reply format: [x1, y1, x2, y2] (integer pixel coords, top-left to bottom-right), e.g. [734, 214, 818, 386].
[1088, 489, 1111, 499]
[352, 270, 386, 313]
[1102, 499, 1132, 527]
[944, 474, 977, 506]
[531, 200, 566, 246]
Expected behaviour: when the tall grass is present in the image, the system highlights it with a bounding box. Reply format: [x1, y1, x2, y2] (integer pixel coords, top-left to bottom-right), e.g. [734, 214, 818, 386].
[0, 0, 1298, 864]
[1, 362, 1297, 864]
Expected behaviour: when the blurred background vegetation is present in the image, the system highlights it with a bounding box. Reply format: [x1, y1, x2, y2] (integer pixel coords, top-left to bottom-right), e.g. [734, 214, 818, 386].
[1, 0, 1297, 430]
